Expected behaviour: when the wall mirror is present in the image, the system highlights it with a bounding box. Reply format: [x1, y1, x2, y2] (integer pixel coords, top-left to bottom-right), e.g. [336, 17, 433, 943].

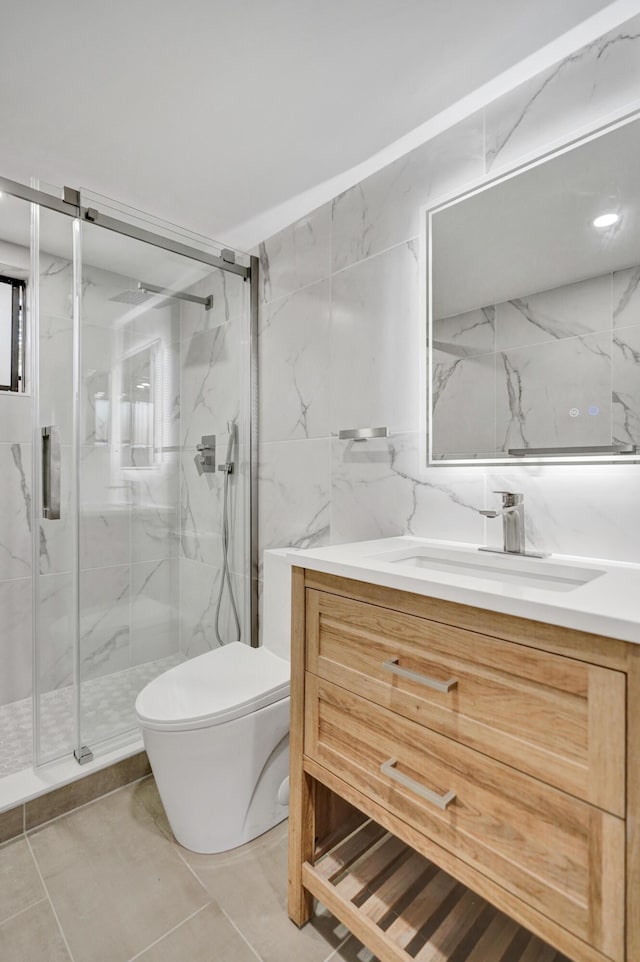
[427, 112, 640, 464]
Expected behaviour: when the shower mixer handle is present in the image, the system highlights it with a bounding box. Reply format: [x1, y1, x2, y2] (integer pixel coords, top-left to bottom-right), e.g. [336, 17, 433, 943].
[195, 435, 216, 474]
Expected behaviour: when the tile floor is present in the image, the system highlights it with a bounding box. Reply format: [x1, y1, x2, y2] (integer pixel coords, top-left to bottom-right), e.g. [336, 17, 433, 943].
[0, 776, 370, 962]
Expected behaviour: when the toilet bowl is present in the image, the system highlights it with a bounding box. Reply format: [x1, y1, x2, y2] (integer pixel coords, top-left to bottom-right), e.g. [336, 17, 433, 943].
[134, 549, 292, 854]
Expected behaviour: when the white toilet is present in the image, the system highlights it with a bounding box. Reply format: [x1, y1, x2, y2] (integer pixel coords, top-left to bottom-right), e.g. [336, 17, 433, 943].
[135, 549, 292, 854]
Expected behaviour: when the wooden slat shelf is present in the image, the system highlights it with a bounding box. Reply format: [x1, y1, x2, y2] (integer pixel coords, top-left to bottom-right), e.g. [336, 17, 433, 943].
[303, 818, 571, 962]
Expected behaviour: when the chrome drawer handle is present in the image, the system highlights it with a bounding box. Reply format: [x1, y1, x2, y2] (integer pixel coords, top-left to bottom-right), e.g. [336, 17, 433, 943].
[380, 757, 456, 811]
[382, 658, 457, 693]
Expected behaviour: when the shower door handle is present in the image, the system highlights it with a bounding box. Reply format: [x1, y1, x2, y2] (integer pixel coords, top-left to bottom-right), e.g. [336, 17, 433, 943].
[42, 425, 61, 520]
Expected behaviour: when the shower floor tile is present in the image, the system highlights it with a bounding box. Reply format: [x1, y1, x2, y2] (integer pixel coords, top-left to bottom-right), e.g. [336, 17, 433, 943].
[0, 654, 183, 778]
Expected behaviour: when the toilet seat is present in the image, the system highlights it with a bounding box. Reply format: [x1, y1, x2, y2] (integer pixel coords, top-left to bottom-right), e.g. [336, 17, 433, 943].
[135, 642, 290, 733]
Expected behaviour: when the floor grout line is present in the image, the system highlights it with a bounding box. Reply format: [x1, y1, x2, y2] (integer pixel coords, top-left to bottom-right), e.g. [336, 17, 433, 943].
[125, 902, 212, 962]
[323, 931, 356, 962]
[172, 844, 267, 961]
[218, 904, 265, 962]
[25, 833, 76, 962]
[0, 895, 49, 929]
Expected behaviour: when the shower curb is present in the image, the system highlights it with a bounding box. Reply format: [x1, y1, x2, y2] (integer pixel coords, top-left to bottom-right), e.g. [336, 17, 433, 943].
[0, 751, 151, 845]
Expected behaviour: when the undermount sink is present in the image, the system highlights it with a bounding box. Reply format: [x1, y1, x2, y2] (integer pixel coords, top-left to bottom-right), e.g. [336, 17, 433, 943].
[367, 544, 605, 593]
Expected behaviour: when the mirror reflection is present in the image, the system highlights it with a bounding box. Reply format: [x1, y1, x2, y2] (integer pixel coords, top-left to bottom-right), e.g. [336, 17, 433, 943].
[429, 114, 640, 462]
[120, 342, 158, 468]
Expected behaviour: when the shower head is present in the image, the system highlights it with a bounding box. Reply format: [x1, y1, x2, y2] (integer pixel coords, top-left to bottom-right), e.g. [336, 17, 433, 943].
[109, 289, 152, 306]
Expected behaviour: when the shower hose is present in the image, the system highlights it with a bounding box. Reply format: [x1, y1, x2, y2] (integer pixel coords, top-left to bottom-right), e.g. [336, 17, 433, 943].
[214, 424, 242, 646]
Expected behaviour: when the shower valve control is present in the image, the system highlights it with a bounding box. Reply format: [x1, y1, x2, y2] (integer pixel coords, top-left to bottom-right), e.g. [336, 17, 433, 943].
[195, 435, 216, 475]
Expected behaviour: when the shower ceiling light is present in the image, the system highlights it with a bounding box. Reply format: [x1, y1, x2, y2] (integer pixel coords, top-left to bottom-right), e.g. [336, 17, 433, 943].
[592, 212, 619, 228]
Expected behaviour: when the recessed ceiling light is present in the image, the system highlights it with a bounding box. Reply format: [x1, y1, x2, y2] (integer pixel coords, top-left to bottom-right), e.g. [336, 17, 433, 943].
[593, 212, 619, 228]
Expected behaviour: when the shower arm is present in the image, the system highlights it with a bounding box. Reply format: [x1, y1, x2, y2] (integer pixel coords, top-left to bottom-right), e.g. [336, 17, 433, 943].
[138, 281, 213, 310]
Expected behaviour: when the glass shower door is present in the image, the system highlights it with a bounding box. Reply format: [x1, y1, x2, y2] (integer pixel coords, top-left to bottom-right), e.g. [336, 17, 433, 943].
[76, 217, 251, 756]
[34, 202, 80, 765]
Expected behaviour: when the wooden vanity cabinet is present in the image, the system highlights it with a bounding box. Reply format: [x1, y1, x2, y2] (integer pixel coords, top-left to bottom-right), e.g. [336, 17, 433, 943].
[288, 567, 640, 962]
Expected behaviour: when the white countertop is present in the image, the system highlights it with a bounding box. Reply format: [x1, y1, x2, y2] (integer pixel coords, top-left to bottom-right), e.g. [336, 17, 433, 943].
[287, 536, 640, 645]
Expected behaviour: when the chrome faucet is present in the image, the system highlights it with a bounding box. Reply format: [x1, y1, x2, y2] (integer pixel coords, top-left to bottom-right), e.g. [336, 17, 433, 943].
[478, 489, 548, 559]
[480, 491, 525, 554]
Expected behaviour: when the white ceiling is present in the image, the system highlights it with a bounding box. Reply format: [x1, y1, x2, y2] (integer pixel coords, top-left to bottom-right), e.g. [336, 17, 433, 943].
[0, 0, 627, 251]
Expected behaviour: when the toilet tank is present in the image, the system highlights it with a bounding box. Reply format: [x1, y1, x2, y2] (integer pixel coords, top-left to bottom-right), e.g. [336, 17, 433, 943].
[261, 548, 294, 662]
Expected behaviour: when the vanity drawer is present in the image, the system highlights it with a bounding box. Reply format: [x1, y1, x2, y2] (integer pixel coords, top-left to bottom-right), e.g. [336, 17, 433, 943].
[306, 589, 626, 816]
[305, 674, 625, 962]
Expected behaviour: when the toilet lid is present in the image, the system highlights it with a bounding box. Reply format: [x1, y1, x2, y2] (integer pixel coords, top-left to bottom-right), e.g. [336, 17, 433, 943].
[134, 642, 290, 732]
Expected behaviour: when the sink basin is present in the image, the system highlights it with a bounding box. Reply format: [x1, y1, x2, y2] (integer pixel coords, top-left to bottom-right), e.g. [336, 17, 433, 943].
[367, 544, 605, 592]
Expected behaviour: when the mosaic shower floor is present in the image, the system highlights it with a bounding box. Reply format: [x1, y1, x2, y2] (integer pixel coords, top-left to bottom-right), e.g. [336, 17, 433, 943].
[0, 654, 184, 778]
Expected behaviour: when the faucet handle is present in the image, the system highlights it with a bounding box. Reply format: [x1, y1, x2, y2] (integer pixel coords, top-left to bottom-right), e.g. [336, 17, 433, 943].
[492, 490, 523, 507]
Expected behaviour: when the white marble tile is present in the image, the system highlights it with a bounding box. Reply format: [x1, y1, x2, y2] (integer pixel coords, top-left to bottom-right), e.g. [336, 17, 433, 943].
[612, 324, 640, 446]
[0, 442, 32, 581]
[432, 306, 495, 357]
[258, 439, 330, 571]
[180, 558, 250, 655]
[331, 241, 421, 435]
[79, 564, 131, 681]
[131, 559, 179, 665]
[332, 112, 484, 272]
[484, 464, 640, 562]
[0, 577, 32, 705]
[39, 253, 73, 321]
[179, 558, 221, 656]
[331, 433, 485, 546]
[131, 459, 180, 563]
[180, 322, 244, 445]
[431, 350, 496, 459]
[259, 279, 331, 442]
[495, 332, 612, 452]
[79, 445, 132, 570]
[495, 274, 612, 351]
[485, 15, 640, 173]
[613, 265, 640, 329]
[39, 312, 73, 444]
[259, 203, 331, 303]
[179, 269, 248, 342]
[37, 571, 74, 692]
[129, 301, 181, 353]
[0, 394, 32, 443]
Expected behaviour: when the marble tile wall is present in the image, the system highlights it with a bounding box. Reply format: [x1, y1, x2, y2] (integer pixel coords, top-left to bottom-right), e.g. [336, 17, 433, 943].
[433, 268, 640, 459]
[178, 270, 252, 655]
[257, 12, 640, 571]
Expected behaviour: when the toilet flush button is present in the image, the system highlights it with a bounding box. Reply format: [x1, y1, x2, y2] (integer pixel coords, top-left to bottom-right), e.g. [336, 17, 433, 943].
[278, 777, 290, 806]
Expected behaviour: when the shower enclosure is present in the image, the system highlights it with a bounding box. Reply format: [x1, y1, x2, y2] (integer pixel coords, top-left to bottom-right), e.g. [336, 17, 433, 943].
[0, 179, 257, 790]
